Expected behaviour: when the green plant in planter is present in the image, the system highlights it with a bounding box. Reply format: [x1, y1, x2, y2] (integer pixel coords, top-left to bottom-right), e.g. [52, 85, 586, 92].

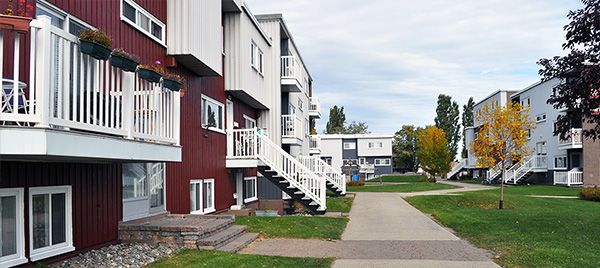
[110, 48, 139, 72]
[79, 29, 112, 60]
[163, 72, 185, 91]
[137, 64, 164, 83]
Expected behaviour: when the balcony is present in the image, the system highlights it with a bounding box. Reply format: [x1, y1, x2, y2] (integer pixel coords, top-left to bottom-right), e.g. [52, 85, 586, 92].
[554, 171, 583, 186]
[309, 97, 321, 118]
[309, 135, 321, 154]
[558, 128, 583, 150]
[280, 56, 303, 93]
[0, 17, 181, 162]
[281, 114, 303, 145]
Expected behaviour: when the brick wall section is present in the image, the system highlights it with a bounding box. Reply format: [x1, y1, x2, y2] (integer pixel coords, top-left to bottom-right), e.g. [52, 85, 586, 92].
[584, 122, 600, 186]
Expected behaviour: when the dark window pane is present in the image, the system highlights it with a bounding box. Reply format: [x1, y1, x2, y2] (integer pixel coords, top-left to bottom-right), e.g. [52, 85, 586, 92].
[69, 20, 86, 36]
[123, 1, 136, 22]
[151, 21, 162, 40]
[1, 196, 17, 257]
[32, 194, 50, 249]
[51, 193, 66, 245]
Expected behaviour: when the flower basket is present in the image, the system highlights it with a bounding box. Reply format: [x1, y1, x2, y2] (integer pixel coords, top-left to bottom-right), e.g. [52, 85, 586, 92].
[162, 78, 183, 91]
[138, 67, 162, 83]
[0, 14, 32, 33]
[110, 54, 139, 72]
[80, 40, 112, 60]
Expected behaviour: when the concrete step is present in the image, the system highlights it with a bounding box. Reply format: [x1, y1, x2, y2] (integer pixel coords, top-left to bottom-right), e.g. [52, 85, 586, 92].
[216, 232, 259, 252]
[197, 225, 247, 249]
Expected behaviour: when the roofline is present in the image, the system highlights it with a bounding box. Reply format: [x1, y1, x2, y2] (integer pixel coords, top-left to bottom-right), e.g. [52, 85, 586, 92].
[474, 89, 518, 107]
[318, 134, 394, 139]
[510, 77, 560, 99]
[240, 2, 272, 46]
[255, 13, 312, 81]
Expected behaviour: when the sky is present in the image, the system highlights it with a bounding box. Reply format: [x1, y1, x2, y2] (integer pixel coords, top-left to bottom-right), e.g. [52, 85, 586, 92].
[246, 0, 582, 134]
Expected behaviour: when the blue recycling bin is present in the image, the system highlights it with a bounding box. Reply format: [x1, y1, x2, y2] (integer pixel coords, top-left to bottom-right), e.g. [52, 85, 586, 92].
[352, 174, 359, 181]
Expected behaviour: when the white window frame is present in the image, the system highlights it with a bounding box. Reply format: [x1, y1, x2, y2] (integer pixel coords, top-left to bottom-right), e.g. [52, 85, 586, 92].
[375, 159, 391, 166]
[243, 115, 256, 129]
[343, 142, 356, 150]
[251, 42, 257, 66]
[243, 177, 258, 203]
[251, 41, 264, 75]
[521, 97, 531, 107]
[190, 179, 216, 215]
[298, 99, 304, 111]
[37, 1, 94, 34]
[120, 0, 166, 46]
[201, 95, 226, 134]
[536, 141, 547, 155]
[343, 159, 358, 166]
[358, 158, 366, 165]
[536, 113, 547, 123]
[554, 155, 568, 170]
[368, 142, 383, 149]
[28, 186, 74, 262]
[0, 188, 27, 267]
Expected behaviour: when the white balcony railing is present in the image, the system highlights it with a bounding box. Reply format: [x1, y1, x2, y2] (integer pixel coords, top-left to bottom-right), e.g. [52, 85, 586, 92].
[309, 135, 321, 152]
[282, 114, 302, 140]
[0, 17, 180, 145]
[281, 56, 300, 80]
[309, 96, 320, 117]
[554, 171, 584, 186]
[558, 128, 583, 148]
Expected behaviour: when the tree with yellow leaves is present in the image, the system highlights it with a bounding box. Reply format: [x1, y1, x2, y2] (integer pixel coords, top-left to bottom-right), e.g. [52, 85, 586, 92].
[470, 102, 535, 209]
[416, 126, 452, 181]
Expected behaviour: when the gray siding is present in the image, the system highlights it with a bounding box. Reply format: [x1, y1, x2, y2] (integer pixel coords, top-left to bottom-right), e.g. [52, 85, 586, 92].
[365, 156, 393, 175]
[342, 139, 358, 159]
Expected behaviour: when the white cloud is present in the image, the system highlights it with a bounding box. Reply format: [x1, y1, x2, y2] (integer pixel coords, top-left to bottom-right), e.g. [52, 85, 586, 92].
[246, 0, 581, 134]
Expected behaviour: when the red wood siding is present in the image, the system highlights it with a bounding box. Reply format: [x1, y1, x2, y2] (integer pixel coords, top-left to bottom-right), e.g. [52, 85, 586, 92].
[0, 161, 122, 265]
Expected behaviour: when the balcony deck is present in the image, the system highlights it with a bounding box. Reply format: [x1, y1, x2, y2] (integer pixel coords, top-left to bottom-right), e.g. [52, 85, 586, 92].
[0, 17, 181, 162]
[558, 128, 583, 150]
[280, 56, 303, 93]
[309, 97, 321, 118]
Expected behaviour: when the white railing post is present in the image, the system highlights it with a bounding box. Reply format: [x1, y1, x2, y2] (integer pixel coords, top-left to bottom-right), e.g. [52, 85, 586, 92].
[174, 90, 181, 145]
[122, 72, 135, 140]
[34, 16, 52, 128]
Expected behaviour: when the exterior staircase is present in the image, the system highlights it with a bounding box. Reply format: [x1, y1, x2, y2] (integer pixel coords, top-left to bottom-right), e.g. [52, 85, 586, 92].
[447, 159, 467, 179]
[503, 155, 547, 184]
[299, 155, 346, 196]
[228, 129, 327, 214]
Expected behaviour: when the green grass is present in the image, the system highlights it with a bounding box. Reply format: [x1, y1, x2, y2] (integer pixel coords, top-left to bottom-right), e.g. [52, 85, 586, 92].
[406, 185, 600, 267]
[326, 196, 354, 213]
[149, 250, 333, 268]
[348, 182, 459, 192]
[366, 175, 427, 183]
[235, 216, 348, 240]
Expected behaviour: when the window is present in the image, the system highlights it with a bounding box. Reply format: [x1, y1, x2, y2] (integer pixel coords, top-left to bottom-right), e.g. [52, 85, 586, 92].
[368, 142, 383, 149]
[190, 179, 215, 214]
[0, 188, 26, 267]
[243, 115, 256, 129]
[536, 113, 547, 123]
[305, 119, 309, 135]
[343, 159, 358, 166]
[323, 157, 332, 166]
[251, 41, 264, 74]
[358, 158, 366, 165]
[121, 0, 165, 45]
[521, 98, 531, 107]
[527, 129, 532, 139]
[202, 95, 225, 133]
[29, 186, 74, 261]
[122, 163, 148, 199]
[375, 159, 391, 166]
[298, 99, 304, 111]
[554, 156, 568, 169]
[148, 163, 165, 210]
[243, 177, 257, 203]
[343, 142, 356, 150]
[536, 142, 547, 155]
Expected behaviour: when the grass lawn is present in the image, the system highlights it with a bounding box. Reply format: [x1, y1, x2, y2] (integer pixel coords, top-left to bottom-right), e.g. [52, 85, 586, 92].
[406, 185, 600, 267]
[326, 196, 354, 213]
[366, 175, 427, 183]
[348, 182, 459, 192]
[235, 216, 348, 240]
[150, 250, 333, 268]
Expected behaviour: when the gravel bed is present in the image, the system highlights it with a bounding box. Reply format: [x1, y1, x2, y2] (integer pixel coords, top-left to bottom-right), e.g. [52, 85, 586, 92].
[52, 243, 175, 268]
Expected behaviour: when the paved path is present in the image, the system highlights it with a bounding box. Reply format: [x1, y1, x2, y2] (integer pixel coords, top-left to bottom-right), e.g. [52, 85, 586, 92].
[398, 181, 495, 197]
[241, 187, 500, 267]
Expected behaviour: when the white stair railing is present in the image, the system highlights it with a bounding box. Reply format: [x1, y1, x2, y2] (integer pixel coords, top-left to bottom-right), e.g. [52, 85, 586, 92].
[299, 155, 346, 195]
[486, 161, 504, 180]
[504, 155, 546, 183]
[448, 159, 467, 178]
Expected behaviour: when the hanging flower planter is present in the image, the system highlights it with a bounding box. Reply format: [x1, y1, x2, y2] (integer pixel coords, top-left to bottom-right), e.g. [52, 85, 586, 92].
[78, 29, 113, 61]
[137, 65, 163, 83]
[110, 48, 139, 72]
[0, 14, 32, 33]
[162, 73, 185, 91]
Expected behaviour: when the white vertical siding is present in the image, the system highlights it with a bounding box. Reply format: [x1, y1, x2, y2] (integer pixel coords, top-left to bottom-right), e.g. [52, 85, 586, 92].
[167, 0, 222, 75]
[256, 20, 282, 146]
[321, 138, 344, 170]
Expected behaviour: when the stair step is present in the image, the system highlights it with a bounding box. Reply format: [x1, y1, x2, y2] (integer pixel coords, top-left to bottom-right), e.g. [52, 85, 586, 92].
[197, 225, 247, 248]
[294, 191, 303, 195]
[217, 232, 259, 253]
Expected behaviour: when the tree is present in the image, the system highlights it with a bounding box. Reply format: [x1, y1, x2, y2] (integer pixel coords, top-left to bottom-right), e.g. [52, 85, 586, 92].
[461, 97, 475, 158]
[416, 126, 452, 180]
[470, 102, 535, 209]
[435, 95, 461, 159]
[325, 105, 346, 134]
[344, 121, 370, 134]
[538, 0, 600, 140]
[393, 125, 421, 172]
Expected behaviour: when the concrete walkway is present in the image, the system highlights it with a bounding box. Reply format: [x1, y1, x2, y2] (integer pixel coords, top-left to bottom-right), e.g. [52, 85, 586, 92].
[241, 187, 500, 267]
[398, 181, 495, 197]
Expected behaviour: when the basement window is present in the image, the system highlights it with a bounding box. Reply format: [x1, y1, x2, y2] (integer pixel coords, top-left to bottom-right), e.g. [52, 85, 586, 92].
[190, 179, 215, 215]
[0, 188, 26, 267]
[244, 177, 257, 203]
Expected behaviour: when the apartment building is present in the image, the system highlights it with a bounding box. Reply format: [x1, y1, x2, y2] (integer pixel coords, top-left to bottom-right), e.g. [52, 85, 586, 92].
[464, 78, 587, 186]
[0, 0, 339, 266]
[316, 134, 394, 180]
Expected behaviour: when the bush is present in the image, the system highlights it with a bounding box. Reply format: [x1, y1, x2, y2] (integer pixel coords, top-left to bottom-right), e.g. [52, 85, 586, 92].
[79, 29, 112, 48]
[579, 187, 600, 201]
[347, 181, 365, 187]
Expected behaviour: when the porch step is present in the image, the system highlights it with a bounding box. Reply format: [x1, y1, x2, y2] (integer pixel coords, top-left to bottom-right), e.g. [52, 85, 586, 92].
[216, 232, 259, 252]
[326, 182, 345, 197]
[197, 225, 247, 249]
